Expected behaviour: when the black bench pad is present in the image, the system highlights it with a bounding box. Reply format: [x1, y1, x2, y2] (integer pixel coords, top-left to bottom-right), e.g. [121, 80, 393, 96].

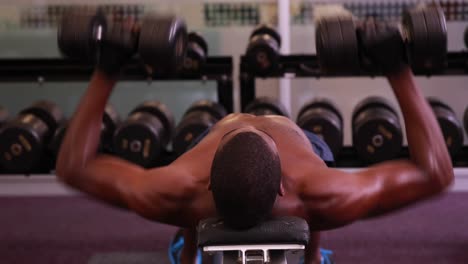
[197, 216, 310, 247]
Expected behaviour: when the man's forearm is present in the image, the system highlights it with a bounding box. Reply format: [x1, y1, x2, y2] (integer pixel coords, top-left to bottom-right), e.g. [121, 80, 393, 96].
[387, 67, 453, 188]
[56, 70, 116, 179]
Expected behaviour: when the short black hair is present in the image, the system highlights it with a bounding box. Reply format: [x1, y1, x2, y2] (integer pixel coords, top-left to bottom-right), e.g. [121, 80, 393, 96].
[210, 131, 281, 229]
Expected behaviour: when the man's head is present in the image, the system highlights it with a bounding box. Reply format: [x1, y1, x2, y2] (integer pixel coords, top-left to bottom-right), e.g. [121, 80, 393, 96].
[210, 127, 282, 229]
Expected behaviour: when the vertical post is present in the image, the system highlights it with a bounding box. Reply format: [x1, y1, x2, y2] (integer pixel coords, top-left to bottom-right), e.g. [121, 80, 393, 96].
[278, 0, 291, 114]
[239, 56, 256, 111]
[240, 75, 255, 111]
[217, 77, 234, 113]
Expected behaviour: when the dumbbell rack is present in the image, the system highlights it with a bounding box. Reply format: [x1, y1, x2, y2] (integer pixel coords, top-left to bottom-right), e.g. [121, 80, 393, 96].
[0, 57, 234, 113]
[0, 56, 234, 195]
[240, 51, 468, 168]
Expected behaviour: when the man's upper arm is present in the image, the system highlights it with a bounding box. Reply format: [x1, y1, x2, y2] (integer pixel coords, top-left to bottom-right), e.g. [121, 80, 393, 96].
[60, 155, 194, 225]
[302, 160, 440, 230]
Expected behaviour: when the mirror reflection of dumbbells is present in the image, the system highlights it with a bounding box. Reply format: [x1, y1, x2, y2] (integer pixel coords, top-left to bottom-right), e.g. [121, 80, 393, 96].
[245, 25, 282, 76]
[244, 97, 289, 117]
[352, 97, 403, 164]
[316, 4, 447, 74]
[0, 101, 64, 174]
[113, 101, 174, 168]
[427, 98, 464, 156]
[173, 100, 227, 156]
[49, 104, 121, 162]
[297, 99, 343, 157]
[58, 9, 188, 74]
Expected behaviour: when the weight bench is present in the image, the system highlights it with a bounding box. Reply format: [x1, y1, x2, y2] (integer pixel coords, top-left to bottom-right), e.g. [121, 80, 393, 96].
[198, 216, 310, 264]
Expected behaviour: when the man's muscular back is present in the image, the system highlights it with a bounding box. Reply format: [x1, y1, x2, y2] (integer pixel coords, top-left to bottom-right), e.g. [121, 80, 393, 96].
[171, 113, 326, 225]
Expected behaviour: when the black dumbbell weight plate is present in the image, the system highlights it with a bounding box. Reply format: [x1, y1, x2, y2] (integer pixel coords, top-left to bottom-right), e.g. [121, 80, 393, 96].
[139, 15, 187, 75]
[250, 25, 282, 48]
[173, 111, 216, 155]
[20, 100, 63, 135]
[244, 97, 289, 117]
[188, 32, 208, 56]
[131, 101, 175, 146]
[0, 101, 63, 173]
[316, 16, 359, 75]
[403, 7, 426, 69]
[0, 117, 48, 173]
[246, 35, 280, 76]
[173, 100, 226, 155]
[187, 100, 227, 121]
[403, 6, 447, 72]
[113, 113, 164, 168]
[297, 99, 343, 156]
[352, 98, 402, 163]
[425, 6, 447, 71]
[58, 9, 105, 61]
[339, 17, 360, 74]
[183, 32, 208, 76]
[428, 99, 463, 155]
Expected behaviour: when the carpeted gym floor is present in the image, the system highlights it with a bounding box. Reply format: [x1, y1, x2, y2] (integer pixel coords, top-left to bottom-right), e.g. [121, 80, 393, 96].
[1, 193, 467, 264]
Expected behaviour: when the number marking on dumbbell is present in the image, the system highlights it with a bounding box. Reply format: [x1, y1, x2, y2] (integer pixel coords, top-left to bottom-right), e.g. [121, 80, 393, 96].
[184, 133, 193, 142]
[122, 139, 129, 150]
[367, 145, 375, 154]
[312, 125, 323, 134]
[18, 134, 32, 152]
[377, 125, 393, 140]
[143, 139, 151, 159]
[10, 143, 23, 157]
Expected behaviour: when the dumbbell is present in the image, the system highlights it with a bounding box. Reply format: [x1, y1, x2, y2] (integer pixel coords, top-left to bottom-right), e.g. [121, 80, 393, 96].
[173, 100, 227, 155]
[352, 97, 403, 163]
[245, 25, 281, 76]
[316, 4, 447, 74]
[427, 98, 463, 156]
[297, 99, 343, 156]
[402, 5, 447, 72]
[0, 106, 9, 128]
[113, 101, 174, 168]
[182, 32, 208, 77]
[58, 9, 187, 73]
[0, 101, 64, 173]
[244, 97, 289, 117]
[49, 104, 121, 159]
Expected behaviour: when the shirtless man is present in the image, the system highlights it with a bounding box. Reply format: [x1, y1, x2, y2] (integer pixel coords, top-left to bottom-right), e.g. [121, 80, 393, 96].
[56, 18, 454, 264]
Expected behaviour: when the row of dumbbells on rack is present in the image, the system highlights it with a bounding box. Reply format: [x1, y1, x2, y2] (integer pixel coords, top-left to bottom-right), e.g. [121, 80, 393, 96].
[240, 97, 467, 165]
[0, 100, 226, 174]
[0, 96, 467, 174]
